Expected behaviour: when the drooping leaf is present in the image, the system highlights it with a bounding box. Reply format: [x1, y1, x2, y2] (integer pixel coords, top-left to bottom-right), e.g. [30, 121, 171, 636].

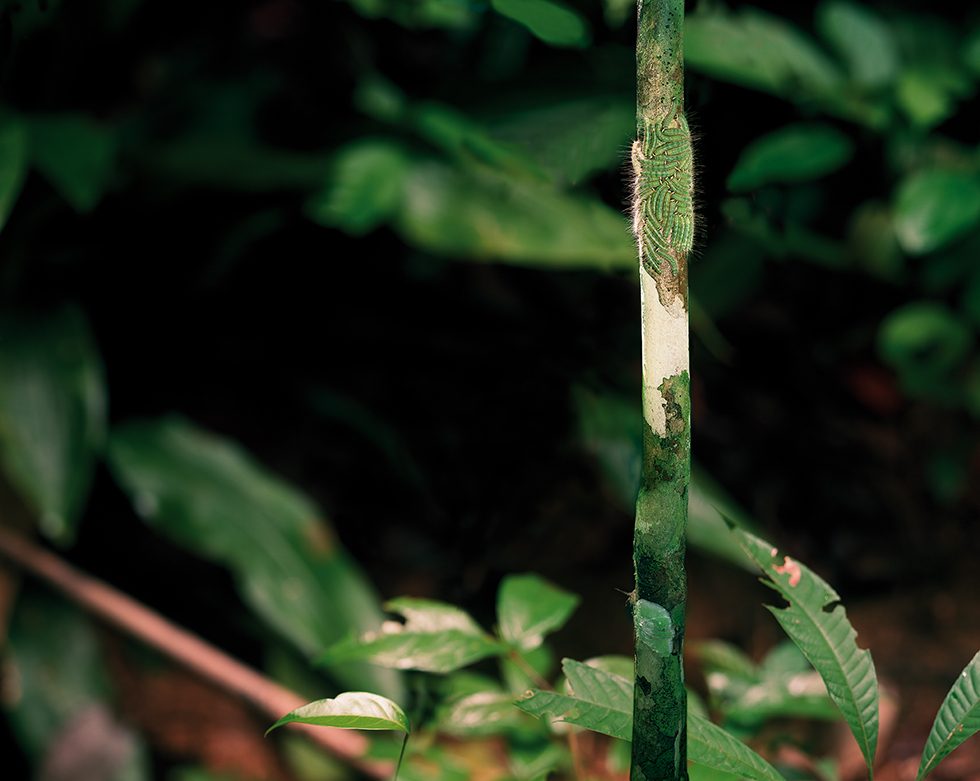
[106, 417, 402, 698]
[491, 0, 591, 48]
[916, 651, 980, 780]
[816, 1, 899, 89]
[0, 307, 106, 543]
[516, 658, 633, 741]
[497, 573, 579, 651]
[688, 712, 786, 781]
[29, 115, 117, 212]
[0, 117, 28, 230]
[731, 528, 879, 776]
[894, 170, 980, 255]
[268, 692, 409, 734]
[727, 124, 853, 192]
[321, 598, 501, 674]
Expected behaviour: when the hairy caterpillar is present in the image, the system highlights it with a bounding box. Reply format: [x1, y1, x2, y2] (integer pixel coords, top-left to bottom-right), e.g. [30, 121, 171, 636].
[631, 111, 694, 277]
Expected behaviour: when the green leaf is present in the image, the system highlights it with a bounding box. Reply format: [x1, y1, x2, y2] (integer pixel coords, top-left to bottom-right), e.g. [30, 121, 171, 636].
[878, 303, 972, 396]
[342, 0, 474, 30]
[816, 1, 898, 89]
[0, 117, 28, 230]
[268, 692, 409, 734]
[491, 0, 591, 48]
[106, 417, 402, 698]
[29, 115, 116, 212]
[516, 658, 633, 741]
[917, 651, 980, 780]
[727, 123, 853, 192]
[688, 712, 786, 781]
[0, 307, 106, 543]
[686, 8, 844, 104]
[321, 598, 501, 674]
[307, 139, 411, 235]
[497, 573, 579, 651]
[894, 170, 980, 255]
[732, 528, 879, 776]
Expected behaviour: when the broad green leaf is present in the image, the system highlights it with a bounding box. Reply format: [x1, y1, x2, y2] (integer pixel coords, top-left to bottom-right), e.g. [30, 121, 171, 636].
[688, 712, 786, 781]
[497, 573, 579, 651]
[698, 640, 758, 681]
[501, 642, 555, 694]
[491, 0, 591, 48]
[816, 1, 898, 89]
[0, 307, 106, 543]
[321, 598, 501, 674]
[878, 303, 972, 397]
[917, 651, 980, 780]
[106, 417, 402, 698]
[29, 115, 116, 212]
[268, 692, 409, 734]
[307, 140, 412, 235]
[732, 528, 879, 775]
[0, 117, 28, 230]
[395, 159, 635, 270]
[686, 8, 844, 104]
[516, 658, 633, 741]
[894, 170, 980, 255]
[727, 124, 853, 192]
[436, 690, 528, 737]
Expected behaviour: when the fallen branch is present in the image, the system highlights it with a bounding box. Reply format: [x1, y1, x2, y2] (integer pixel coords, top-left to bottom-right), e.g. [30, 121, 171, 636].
[0, 526, 390, 780]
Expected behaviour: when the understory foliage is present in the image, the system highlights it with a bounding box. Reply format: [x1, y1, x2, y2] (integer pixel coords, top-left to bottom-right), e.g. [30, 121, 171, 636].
[1, 0, 979, 779]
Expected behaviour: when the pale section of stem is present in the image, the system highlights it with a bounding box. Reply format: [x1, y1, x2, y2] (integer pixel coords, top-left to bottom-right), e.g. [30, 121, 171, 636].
[640, 271, 689, 437]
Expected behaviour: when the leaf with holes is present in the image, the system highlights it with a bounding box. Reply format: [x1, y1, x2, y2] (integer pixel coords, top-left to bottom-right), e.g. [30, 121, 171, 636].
[732, 527, 879, 777]
[917, 651, 980, 780]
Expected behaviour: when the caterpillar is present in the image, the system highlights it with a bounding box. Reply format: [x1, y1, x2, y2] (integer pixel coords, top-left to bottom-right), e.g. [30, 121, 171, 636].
[631, 111, 694, 277]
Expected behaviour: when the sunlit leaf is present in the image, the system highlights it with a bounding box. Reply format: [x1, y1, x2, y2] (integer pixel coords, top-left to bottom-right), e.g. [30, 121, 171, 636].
[268, 692, 409, 734]
[0, 307, 106, 543]
[497, 573, 579, 651]
[491, 0, 591, 48]
[917, 652, 980, 780]
[894, 170, 980, 255]
[436, 690, 528, 737]
[321, 598, 501, 674]
[732, 527, 879, 776]
[727, 124, 853, 192]
[106, 417, 402, 698]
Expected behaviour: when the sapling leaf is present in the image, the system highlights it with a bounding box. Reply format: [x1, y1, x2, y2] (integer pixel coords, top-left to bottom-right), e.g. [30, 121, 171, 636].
[497, 573, 580, 651]
[687, 712, 786, 781]
[320, 598, 502, 674]
[731, 527, 879, 777]
[516, 658, 786, 781]
[267, 692, 410, 734]
[916, 651, 980, 780]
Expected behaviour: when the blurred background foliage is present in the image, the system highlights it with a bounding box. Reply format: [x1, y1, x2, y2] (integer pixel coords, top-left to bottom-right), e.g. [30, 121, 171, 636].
[0, 0, 978, 779]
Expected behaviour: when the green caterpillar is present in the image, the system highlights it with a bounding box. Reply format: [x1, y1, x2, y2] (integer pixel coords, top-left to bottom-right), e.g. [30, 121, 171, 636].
[631, 111, 694, 277]
[634, 598, 674, 656]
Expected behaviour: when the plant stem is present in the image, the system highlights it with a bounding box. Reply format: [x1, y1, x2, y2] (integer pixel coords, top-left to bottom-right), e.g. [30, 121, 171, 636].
[630, 1, 693, 780]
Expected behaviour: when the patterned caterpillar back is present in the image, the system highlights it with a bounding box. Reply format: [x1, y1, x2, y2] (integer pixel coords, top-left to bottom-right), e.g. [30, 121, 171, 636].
[631, 111, 694, 277]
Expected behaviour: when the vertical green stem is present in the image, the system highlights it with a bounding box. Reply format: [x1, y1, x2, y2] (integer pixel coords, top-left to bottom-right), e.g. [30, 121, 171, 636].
[630, 1, 692, 780]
